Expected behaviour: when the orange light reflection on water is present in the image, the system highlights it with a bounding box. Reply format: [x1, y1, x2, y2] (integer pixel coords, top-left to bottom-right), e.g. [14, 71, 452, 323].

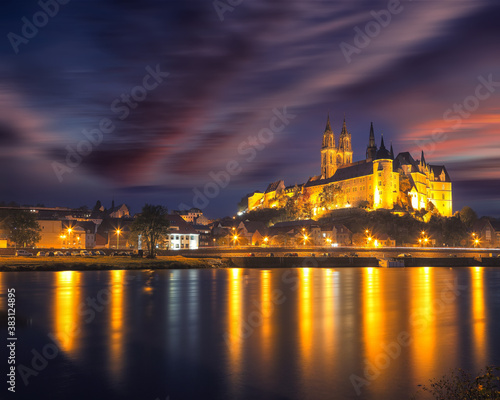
[109, 270, 125, 384]
[412, 267, 435, 376]
[363, 267, 384, 364]
[227, 269, 243, 396]
[54, 271, 81, 356]
[299, 268, 313, 375]
[260, 270, 272, 357]
[472, 267, 486, 364]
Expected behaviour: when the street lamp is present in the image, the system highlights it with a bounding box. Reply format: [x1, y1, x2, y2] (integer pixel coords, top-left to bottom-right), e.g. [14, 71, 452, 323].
[116, 229, 121, 250]
[233, 234, 238, 247]
[303, 234, 308, 246]
[60, 234, 66, 249]
[67, 227, 73, 248]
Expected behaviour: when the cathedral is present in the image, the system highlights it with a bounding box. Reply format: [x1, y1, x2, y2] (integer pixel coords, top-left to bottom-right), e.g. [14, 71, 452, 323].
[247, 115, 453, 217]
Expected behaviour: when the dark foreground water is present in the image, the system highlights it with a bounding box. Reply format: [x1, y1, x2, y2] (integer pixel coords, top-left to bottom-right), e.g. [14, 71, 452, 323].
[1, 267, 499, 400]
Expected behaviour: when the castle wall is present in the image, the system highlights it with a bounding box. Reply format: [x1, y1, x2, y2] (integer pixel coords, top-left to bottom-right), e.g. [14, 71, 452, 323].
[430, 181, 452, 216]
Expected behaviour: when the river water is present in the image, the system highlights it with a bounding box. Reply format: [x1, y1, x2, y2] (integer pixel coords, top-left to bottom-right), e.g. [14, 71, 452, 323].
[1, 267, 499, 400]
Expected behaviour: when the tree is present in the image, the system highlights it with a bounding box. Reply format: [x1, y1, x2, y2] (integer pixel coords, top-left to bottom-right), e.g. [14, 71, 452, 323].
[4, 210, 41, 248]
[319, 184, 343, 210]
[459, 206, 478, 230]
[131, 204, 170, 258]
[398, 173, 412, 211]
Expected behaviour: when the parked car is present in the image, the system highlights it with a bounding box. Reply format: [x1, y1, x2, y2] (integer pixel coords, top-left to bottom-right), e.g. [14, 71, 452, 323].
[64, 251, 71, 256]
[15, 250, 33, 257]
[80, 250, 90, 256]
[97, 250, 106, 256]
[90, 250, 99, 256]
[36, 251, 46, 257]
[266, 253, 275, 257]
[54, 251, 64, 256]
[46, 251, 55, 257]
[248, 253, 256, 257]
[71, 251, 80, 256]
[311, 253, 316, 257]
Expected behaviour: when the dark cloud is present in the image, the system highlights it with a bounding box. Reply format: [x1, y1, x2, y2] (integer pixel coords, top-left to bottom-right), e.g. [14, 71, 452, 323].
[0, 0, 499, 216]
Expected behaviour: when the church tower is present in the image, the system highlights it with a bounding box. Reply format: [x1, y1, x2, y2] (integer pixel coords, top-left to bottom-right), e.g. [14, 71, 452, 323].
[321, 114, 338, 179]
[366, 122, 377, 161]
[338, 117, 353, 164]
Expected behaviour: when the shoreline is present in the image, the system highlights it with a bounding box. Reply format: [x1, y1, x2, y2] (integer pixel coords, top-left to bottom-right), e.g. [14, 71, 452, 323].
[0, 256, 230, 272]
[0, 254, 498, 271]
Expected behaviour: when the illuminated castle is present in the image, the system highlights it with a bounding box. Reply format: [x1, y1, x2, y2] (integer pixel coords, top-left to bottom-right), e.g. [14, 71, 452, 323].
[247, 115, 453, 217]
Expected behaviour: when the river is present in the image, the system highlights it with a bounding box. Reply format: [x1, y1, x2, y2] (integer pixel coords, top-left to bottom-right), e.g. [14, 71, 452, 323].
[1, 267, 499, 399]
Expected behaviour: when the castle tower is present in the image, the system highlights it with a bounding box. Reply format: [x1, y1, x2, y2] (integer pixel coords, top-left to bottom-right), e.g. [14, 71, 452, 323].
[366, 122, 377, 161]
[372, 134, 395, 210]
[338, 116, 353, 165]
[321, 114, 338, 179]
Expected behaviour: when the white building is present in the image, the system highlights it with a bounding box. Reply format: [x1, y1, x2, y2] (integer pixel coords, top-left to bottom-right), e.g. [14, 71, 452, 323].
[166, 214, 199, 250]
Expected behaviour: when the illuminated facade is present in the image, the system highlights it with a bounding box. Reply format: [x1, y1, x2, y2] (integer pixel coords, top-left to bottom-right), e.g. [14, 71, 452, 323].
[247, 115, 453, 216]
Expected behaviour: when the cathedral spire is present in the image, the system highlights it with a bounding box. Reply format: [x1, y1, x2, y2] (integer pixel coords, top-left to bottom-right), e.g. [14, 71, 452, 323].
[325, 113, 332, 133]
[369, 122, 375, 146]
[421, 150, 426, 165]
[390, 142, 394, 159]
[366, 122, 378, 161]
[340, 114, 347, 136]
[380, 134, 386, 150]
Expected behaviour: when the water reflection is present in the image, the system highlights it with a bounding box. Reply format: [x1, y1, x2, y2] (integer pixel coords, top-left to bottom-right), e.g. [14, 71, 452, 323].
[227, 269, 243, 397]
[321, 269, 336, 378]
[298, 268, 313, 377]
[260, 270, 272, 359]
[109, 270, 125, 385]
[363, 267, 383, 363]
[168, 270, 181, 354]
[54, 271, 81, 356]
[472, 267, 486, 364]
[412, 267, 435, 377]
[6, 267, 500, 400]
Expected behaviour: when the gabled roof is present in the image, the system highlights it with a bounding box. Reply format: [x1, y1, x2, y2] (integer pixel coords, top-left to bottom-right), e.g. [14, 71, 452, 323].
[472, 218, 494, 233]
[394, 152, 419, 172]
[265, 180, 284, 193]
[305, 161, 373, 187]
[239, 220, 267, 235]
[429, 165, 451, 182]
[489, 220, 500, 231]
[333, 161, 374, 181]
[167, 214, 198, 235]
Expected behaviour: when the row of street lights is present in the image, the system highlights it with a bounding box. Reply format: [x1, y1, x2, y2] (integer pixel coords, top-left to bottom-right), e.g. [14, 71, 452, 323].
[59, 226, 122, 249]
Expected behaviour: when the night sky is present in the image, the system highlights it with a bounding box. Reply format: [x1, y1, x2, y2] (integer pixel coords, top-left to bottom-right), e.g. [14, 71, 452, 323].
[1, 0, 499, 218]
